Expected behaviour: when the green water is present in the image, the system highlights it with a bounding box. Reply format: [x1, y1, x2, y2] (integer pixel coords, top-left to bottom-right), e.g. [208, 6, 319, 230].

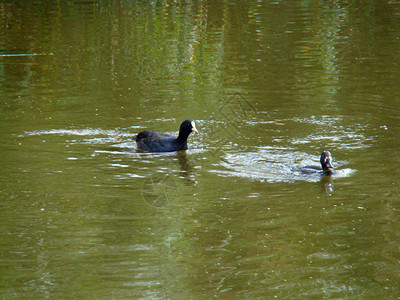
[1, 1, 400, 298]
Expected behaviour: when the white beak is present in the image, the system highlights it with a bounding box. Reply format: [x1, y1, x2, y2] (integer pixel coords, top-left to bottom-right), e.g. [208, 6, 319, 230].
[191, 121, 199, 134]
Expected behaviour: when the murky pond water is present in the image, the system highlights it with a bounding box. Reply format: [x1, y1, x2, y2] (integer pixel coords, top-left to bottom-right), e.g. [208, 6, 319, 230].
[1, 1, 400, 298]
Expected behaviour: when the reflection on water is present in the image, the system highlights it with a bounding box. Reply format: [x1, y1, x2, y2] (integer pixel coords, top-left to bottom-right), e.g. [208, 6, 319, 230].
[23, 127, 203, 208]
[285, 115, 373, 150]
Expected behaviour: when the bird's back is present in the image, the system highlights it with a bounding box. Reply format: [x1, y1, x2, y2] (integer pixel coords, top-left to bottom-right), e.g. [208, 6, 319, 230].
[134, 131, 186, 152]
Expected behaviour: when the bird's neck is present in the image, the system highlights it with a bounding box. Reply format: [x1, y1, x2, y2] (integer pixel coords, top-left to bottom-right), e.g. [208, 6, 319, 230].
[177, 131, 190, 141]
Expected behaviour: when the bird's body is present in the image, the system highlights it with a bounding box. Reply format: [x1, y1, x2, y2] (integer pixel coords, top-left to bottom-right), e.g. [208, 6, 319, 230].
[134, 131, 188, 152]
[133, 120, 198, 153]
[300, 151, 334, 176]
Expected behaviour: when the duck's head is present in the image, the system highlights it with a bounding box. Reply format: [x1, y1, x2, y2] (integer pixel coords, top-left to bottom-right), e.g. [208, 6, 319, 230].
[179, 119, 199, 137]
[320, 151, 334, 174]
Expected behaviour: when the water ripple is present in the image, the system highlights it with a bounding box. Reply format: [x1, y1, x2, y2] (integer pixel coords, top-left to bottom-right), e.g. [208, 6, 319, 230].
[211, 148, 356, 183]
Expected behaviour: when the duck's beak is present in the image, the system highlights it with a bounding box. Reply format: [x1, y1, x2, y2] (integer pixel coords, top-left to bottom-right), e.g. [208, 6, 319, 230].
[191, 121, 199, 134]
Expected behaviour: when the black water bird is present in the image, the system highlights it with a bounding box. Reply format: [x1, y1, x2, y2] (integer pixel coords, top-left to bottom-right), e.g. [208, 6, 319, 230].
[300, 151, 334, 175]
[133, 119, 199, 152]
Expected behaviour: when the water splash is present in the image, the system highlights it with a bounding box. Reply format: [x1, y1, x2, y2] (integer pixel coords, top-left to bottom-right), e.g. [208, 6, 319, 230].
[211, 148, 356, 183]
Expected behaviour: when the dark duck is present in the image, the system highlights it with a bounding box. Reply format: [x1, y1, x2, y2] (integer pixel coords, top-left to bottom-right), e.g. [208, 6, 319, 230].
[133, 119, 199, 152]
[300, 151, 334, 175]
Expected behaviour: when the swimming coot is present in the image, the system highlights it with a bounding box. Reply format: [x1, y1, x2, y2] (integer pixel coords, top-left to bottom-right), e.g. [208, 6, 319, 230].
[133, 119, 199, 152]
[300, 151, 334, 175]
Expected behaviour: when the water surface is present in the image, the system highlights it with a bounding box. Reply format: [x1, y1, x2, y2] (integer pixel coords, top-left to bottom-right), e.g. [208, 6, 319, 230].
[1, 1, 400, 298]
